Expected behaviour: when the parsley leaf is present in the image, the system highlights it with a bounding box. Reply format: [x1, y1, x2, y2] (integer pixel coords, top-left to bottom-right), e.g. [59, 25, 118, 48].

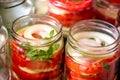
[103, 62, 110, 70]
[50, 30, 54, 37]
[52, 44, 60, 52]
[101, 41, 106, 47]
[88, 37, 95, 40]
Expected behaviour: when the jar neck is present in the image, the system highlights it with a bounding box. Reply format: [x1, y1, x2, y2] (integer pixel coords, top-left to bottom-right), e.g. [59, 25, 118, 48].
[12, 15, 62, 47]
[0, 0, 25, 9]
[68, 19, 120, 59]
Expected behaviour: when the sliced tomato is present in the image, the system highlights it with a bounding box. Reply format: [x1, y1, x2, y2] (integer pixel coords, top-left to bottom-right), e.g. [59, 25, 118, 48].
[11, 41, 64, 70]
[66, 56, 105, 75]
[50, 0, 92, 11]
[107, 0, 120, 4]
[49, 6, 94, 27]
[10, 40, 25, 55]
[65, 53, 118, 80]
[11, 65, 61, 80]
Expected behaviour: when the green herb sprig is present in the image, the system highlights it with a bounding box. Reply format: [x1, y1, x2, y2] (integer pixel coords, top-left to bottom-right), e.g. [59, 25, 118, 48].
[20, 30, 60, 62]
[20, 44, 60, 62]
[103, 62, 110, 70]
[88, 37, 106, 47]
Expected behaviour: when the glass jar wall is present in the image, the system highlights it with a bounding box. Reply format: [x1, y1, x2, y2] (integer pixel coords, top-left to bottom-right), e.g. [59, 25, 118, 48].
[116, 9, 120, 27]
[0, 0, 34, 29]
[93, 0, 120, 25]
[0, 17, 9, 80]
[65, 19, 120, 80]
[10, 15, 64, 80]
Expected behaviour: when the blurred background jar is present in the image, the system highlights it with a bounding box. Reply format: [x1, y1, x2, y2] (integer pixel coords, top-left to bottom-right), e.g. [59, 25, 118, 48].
[34, 0, 49, 15]
[65, 19, 120, 80]
[116, 9, 120, 27]
[0, 0, 34, 29]
[10, 15, 64, 80]
[93, 0, 120, 26]
[47, 0, 95, 37]
[0, 17, 9, 80]
[115, 9, 120, 80]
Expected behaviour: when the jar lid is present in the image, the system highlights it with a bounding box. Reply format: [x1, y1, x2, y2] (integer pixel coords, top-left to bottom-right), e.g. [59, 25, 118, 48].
[49, 0, 92, 11]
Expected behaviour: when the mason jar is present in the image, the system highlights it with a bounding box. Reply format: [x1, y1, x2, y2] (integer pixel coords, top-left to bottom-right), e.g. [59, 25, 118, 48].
[0, 0, 34, 29]
[115, 9, 120, 80]
[0, 17, 9, 80]
[48, 0, 95, 37]
[10, 15, 64, 80]
[65, 19, 120, 80]
[93, 0, 120, 25]
[116, 9, 120, 27]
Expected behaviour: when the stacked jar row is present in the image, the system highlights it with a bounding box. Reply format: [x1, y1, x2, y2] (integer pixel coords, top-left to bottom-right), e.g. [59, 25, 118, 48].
[0, 0, 120, 80]
[35, 0, 120, 36]
[9, 15, 120, 80]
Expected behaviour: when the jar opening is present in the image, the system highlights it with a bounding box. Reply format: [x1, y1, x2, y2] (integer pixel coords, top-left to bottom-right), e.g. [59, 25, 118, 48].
[68, 19, 120, 58]
[12, 15, 62, 46]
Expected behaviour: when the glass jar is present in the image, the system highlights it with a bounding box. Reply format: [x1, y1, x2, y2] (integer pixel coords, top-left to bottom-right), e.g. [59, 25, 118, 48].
[0, 17, 9, 80]
[115, 9, 120, 80]
[65, 19, 120, 80]
[116, 9, 120, 27]
[48, 0, 95, 37]
[10, 15, 64, 80]
[0, 0, 34, 29]
[93, 0, 120, 25]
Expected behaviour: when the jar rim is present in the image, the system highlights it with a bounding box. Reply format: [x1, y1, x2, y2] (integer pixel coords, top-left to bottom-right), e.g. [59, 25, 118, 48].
[11, 15, 62, 46]
[68, 19, 120, 58]
[49, 0, 92, 11]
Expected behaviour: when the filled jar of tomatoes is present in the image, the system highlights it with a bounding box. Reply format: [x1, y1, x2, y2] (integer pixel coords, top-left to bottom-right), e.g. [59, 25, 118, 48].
[48, 0, 95, 37]
[0, 17, 9, 80]
[65, 19, 120, 80]
[10, 15, 64, 80]
[93, 0, 120, 25]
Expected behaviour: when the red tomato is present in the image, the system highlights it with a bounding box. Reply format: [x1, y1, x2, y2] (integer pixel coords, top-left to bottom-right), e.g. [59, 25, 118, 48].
[66, 56, 107, 75]
[50, 0, 92, 11]
[11, 64, 61, 80]
[65, 53, 118, 80]
[107, 0, 120, 4]
[65, 56, 102, 74]
[11, 41, 63, 70]
[10, 40, 25, 55]
[49, 6, 94, 27]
